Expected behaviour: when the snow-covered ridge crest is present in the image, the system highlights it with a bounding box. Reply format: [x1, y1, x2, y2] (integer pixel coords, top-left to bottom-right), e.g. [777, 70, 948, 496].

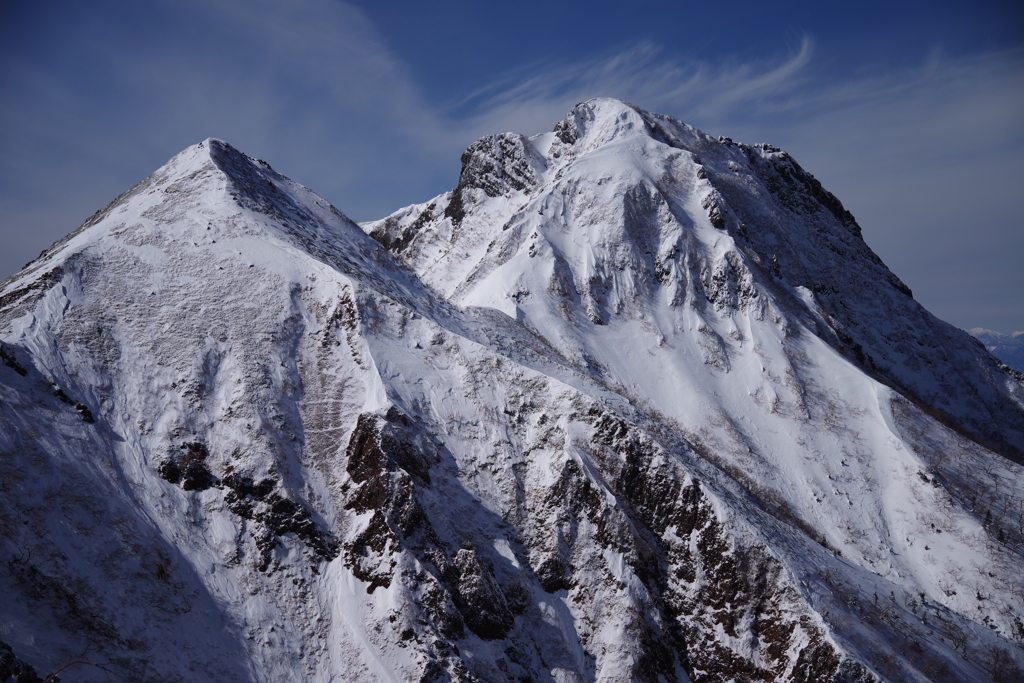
[551, 98, 654, 152]
[366, 97, 1024, 463]
[1, 99, 1023, 682]
[2, 137, 362, 288]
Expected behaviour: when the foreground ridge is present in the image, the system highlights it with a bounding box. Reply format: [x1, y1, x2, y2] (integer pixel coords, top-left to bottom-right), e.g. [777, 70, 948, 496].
[1, 101, 1022, 682]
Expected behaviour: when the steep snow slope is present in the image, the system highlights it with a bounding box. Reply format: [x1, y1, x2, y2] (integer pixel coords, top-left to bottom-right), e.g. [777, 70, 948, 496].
[0, 101, 1022, 682]
[2, 138, 855, 682]
[365, 99, 1024, 679]
[365, 99, 1024, 464]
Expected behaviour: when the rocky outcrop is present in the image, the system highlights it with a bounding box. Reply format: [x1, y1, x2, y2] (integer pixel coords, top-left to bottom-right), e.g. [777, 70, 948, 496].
[2, 101, 1022, 682]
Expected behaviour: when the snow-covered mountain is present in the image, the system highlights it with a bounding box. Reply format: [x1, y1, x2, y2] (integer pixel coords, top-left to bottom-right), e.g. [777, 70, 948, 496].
[2, 99, 1022, 682]
[970, 329, 1024, 375]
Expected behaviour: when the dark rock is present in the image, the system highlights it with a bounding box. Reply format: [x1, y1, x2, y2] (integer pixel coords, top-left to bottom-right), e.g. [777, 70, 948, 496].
[553, 118, 577, 145]
[443, 133, 540, 228]
[222, 471, 339, 568]
[345, 510, 396, 591]
[157, 459, 182, 484]
[457, 134, 538, 198]
[179, 441, 209, 462]
[180, 459, 214, 491]
[346, 412, 435, 488]
[172, 442, 213, 490]
[754, 151, 859, 231]
[346, 413, 389, 485]
[0, 640, 46, 683]
[443, 188, 467, 227]
[369, 204, 436, 254]
[452, 548, 517, 640]
[0, 345, 27, 376]
[74, 402, 95, 423]
[534, 555, 571, 593]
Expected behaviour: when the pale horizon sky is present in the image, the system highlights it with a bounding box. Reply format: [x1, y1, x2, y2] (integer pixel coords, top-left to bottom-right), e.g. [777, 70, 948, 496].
[2, 0, 1022, 332]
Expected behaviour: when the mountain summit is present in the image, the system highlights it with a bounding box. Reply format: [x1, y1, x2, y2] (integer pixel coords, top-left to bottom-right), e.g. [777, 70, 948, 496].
[2, 100, 1022, 682]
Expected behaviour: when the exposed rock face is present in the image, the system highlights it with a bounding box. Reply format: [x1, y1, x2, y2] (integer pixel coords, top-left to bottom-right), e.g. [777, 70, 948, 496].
[1, 101, 1022, 682]
[457, 133, 543, 199]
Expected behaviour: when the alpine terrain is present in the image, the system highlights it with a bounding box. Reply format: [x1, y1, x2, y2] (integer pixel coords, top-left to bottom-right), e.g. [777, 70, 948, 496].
[2, 98, 1022, 683]
[969, 329, 1024, 375]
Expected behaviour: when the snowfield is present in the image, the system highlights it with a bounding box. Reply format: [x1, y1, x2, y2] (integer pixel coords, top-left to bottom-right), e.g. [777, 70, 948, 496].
[1, 99, 1022, 682]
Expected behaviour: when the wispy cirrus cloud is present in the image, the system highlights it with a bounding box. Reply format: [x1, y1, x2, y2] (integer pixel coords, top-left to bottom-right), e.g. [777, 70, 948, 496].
[0, 0, 458, 275]
[454, 37, 815, 137]
[2, 0, 1021, 329]
[455, 41, 1024, 330]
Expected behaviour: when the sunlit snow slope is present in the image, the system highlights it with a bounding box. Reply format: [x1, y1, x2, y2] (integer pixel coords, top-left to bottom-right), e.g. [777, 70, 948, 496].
[1, 100, 1022, 683]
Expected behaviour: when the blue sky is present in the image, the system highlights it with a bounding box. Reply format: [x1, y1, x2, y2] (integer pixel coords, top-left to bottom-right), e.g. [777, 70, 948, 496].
[2, 0, 1022, 332]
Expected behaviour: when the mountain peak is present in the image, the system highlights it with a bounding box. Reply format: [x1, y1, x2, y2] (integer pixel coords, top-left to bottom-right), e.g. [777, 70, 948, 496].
[3, 137, 356, 283]
[552, 98, 652, 148]
[136, 137, 268, 191]
[3, 102, 1024, 683]
[366, 100, 1024, 463]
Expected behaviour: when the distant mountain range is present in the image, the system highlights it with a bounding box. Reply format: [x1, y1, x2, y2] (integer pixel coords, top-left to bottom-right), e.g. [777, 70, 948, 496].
[970, 328, 1024, 374]
[2, 98, 1022, 682]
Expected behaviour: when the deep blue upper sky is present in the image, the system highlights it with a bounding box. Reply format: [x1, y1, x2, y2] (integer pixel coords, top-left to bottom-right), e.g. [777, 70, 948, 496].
[2, 0, 1022, 331]
[353, 0, 1021, 96]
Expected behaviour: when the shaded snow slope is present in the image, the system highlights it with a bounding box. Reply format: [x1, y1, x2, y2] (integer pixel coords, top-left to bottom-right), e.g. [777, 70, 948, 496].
[0, 103, 1022, 683]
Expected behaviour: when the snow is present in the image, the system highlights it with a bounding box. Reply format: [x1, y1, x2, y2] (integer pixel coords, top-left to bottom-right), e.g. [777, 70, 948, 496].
[969, 327, 1024, 373]
[1, 103, 1022, 682]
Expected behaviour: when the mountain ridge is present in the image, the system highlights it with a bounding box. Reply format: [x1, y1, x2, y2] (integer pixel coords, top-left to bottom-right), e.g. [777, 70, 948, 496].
[970, 328, 1024, 375]
[1, 99, 1022, 682]
[365, 98, 1024, 463]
